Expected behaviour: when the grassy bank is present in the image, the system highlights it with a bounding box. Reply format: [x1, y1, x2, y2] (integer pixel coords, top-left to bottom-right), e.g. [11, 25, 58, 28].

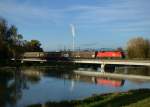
[27, 89, 150, 107]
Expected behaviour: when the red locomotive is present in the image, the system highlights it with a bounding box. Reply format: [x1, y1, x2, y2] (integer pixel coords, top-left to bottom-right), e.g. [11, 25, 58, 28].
[96, 51, 124, 59]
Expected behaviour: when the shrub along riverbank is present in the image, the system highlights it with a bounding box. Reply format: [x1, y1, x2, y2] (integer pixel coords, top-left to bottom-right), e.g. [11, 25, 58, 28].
[0, 60, 76, 67]
[27, 89, 150, 107]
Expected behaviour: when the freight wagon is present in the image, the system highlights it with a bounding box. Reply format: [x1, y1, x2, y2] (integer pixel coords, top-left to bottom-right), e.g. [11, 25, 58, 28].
[23, 52, 45, 58]
[23, 52, 70, 61]
[45, 52, 64, 60]
[69, 51, 96, 59]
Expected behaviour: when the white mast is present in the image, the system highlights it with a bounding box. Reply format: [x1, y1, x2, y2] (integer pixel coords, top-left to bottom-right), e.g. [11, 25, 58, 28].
[70, 24, 75, 51]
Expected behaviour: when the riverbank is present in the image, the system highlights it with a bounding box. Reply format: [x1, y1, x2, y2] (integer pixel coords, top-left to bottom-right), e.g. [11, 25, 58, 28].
[0, 60, 76, 68]
[27, 89, 150, 107]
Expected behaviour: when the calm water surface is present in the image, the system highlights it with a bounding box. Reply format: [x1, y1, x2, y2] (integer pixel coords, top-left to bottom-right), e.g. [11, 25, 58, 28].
[0, 66, 150, 107]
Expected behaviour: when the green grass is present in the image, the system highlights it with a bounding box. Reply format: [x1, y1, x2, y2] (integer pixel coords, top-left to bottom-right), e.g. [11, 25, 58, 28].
[78, 89, 150, 107]
[27, 89, 150, 107]
[124, 97, 150, 107]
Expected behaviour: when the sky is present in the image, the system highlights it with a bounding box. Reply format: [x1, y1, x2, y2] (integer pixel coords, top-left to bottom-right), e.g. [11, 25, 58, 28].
[0, 0, 150, 51]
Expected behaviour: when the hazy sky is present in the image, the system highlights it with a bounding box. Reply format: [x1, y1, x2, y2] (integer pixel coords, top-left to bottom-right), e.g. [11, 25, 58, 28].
[0, 0, 150, 51]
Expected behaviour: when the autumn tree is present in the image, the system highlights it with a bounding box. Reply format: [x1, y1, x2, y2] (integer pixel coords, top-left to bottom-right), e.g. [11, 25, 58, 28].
[127, 37, 150, 59]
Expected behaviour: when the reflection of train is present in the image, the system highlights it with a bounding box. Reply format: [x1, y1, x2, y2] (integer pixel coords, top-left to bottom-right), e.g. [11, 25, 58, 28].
[96, 78, 124, 87]
[22, 50, 125, 60]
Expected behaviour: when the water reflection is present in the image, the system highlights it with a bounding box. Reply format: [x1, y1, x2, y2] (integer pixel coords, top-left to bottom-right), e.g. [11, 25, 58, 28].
[0, 67, 41, 107]
[95, 78, 124, 87]
[115, 66, 150, 76]
[0, 66, 150, 107]
[0, 70, 14, 107]
[0, 68, 26, 107]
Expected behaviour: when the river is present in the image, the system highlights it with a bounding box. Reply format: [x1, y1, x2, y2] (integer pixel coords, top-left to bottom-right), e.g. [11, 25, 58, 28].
[0, 65, 150, 107]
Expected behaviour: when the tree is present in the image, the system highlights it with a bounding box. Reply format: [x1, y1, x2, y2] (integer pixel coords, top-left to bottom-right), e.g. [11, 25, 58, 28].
[0, 17, 43, 61]
[127, 37, 150, 59]
[0, 18, 9, 58]
[24, 40, 43, 52]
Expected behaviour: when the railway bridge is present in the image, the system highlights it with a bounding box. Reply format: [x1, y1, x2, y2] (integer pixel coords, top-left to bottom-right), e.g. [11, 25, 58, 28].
[73, 59, 150, 72]
[18, 58, 150, 72]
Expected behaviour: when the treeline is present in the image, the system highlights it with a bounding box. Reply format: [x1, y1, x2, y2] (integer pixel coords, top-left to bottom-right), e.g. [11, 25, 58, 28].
[127, 37, 150, 59]
[0, 17, 43, 60]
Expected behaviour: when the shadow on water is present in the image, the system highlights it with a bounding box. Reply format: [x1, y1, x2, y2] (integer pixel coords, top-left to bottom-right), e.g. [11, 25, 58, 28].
[0, 67, 24, 107]
[0, 67, 41, 107]
[0, 66, 75, 107]
[0, 69, 14, 107]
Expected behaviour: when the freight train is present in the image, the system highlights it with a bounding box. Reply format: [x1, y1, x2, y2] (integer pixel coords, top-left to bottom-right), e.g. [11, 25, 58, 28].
[22, 50, 125, 60]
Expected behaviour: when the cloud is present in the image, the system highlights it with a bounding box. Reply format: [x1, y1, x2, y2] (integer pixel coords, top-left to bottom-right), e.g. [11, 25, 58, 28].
[74, 2, 149, 24]
[0, 1, 64, 25]
[0, 0, 150, 32]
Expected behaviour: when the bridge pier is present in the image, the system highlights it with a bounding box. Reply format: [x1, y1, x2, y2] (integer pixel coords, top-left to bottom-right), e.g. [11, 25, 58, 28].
[101, 63, 105, 72]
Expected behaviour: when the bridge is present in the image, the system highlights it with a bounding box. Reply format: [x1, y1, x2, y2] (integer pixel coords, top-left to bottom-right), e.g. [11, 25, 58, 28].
[17, 58, 150, 72]
[73, 59, 150, 66]
[73, 59, 150, 72]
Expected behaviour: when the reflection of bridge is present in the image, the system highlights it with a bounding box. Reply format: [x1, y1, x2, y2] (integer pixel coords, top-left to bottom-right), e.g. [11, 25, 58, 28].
[74, 70, 150, 81]
[74, 59, 150, 66]
[20, 58, 47, 63]
[18, 58, 150, 72]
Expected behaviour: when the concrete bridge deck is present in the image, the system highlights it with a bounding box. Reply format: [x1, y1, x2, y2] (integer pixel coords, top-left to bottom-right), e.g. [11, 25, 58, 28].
[73, 59, 150, 66]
